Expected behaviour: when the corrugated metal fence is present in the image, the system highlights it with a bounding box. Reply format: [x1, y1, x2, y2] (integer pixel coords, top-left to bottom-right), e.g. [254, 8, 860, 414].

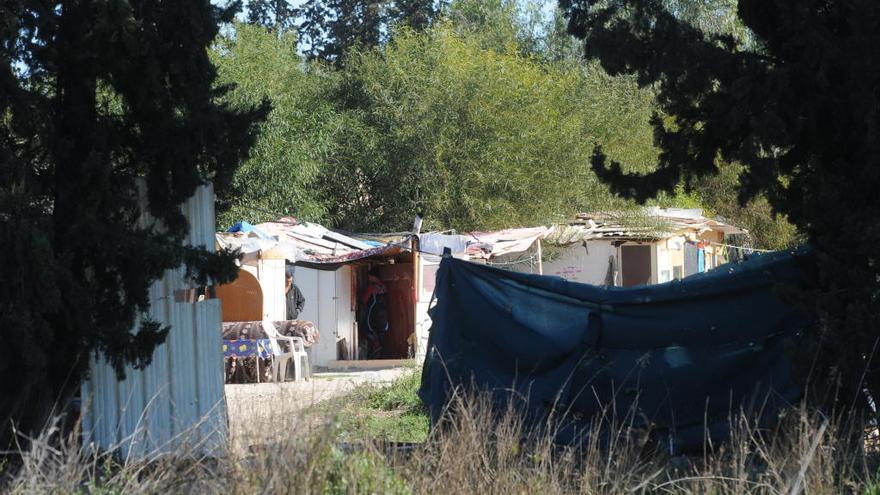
[81, 184, 227, 458]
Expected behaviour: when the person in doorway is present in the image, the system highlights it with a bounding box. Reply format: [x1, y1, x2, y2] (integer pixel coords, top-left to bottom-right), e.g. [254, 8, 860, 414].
[360, 269, 389, 358]
[285, 268, 305, 320]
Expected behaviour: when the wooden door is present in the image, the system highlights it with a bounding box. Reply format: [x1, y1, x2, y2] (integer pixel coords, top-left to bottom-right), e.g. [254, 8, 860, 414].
[216, 270, 263, 321]
[621, 245, 652, 287]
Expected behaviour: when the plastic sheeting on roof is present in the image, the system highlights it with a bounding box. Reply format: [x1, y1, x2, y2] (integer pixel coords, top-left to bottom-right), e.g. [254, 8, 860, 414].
[467, 227, 552, 258]
[419, 227, 552, 262]
[216, 218, 412, 269]
[419, 247, 814, 453]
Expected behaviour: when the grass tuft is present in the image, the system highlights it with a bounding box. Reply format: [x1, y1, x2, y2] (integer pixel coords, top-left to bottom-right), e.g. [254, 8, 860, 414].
[3, 369, 880, 494]
[310, 368, 430, 444]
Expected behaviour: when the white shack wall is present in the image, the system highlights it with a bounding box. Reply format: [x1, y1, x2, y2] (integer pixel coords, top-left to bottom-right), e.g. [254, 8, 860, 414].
[296, 265, 355, 367]
[335, 265, 355, 359]
[415, 257, 441, 363]
[543, 241, 619, 286]
[81, 184, 227, 458]
[241, 258, 286, 320]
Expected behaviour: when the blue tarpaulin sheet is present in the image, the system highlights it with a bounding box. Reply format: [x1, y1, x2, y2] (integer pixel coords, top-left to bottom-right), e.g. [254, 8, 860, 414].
[419, 248, 814, 452]
[227, 221, 274, 240]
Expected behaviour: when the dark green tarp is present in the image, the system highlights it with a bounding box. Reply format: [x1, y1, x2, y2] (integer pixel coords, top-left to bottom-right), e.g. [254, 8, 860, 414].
[418, 248, 814, 452]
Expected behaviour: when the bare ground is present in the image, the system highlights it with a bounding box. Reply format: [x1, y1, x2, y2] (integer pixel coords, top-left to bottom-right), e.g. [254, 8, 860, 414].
[224, 367, 407, 452]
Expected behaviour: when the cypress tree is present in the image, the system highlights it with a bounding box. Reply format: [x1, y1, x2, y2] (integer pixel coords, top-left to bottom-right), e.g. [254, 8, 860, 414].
[562, 0, 880, 410]
[0, 0, 267, 443]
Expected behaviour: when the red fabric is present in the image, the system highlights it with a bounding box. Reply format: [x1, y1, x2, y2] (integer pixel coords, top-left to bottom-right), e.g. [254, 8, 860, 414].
[361, 282, 388, 304]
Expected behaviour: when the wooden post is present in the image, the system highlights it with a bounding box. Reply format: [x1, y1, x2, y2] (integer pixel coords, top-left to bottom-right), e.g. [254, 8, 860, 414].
[536, 238, 544, 275]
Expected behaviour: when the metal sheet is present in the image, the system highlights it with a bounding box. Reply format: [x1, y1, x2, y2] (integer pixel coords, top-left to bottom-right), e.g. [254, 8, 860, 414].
[81, 184, 227, 457]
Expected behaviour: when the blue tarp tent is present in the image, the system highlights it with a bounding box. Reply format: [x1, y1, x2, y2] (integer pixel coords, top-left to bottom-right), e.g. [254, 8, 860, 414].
[419, 248, 814, 452]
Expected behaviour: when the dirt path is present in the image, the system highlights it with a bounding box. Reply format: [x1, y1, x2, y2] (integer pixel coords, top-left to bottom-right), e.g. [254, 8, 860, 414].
[225, 367, 407, 451]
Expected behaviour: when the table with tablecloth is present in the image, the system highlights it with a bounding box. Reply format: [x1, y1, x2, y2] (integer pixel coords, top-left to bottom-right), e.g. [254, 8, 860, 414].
[222, 320, 319, 383]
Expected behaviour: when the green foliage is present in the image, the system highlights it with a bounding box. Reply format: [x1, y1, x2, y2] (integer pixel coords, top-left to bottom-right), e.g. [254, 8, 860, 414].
[364, 367, 427, 415]
[298, 0, 387, 64]
[562, 0, 880, 410]
[246, 0, 298, 32]
[295, 0, 438, 65]
[447, 0, 575, 58]
[213, 24, 337, 227]
[321, 25, 656, 231]
[0, 1, 264, 443]
[662, 0, 755, 49]
[323, 449, 411, 495]
[220, 0, 793, 243]
[447, 0, 529, 53]
[693, 162, 801, 250]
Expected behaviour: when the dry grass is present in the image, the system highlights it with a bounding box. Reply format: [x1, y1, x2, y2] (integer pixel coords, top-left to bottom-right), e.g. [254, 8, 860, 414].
[2, 372, 877, 494]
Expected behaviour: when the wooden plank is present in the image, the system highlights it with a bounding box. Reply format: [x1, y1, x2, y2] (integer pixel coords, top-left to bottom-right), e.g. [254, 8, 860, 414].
[536, 239, 543, 275]
[284, 231, 339, 250]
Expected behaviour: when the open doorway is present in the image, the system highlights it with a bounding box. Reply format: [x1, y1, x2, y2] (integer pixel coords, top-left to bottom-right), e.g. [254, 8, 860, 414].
[354, 255, 415, 360]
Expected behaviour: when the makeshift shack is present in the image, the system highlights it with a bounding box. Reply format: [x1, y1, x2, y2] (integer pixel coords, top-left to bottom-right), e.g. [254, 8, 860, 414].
[487, 208, 745, 286]
[214, 210, 746, 369]
[215, 220, 553, 368]
[216, 219, 416, 367]
[81, 184, 227, 457]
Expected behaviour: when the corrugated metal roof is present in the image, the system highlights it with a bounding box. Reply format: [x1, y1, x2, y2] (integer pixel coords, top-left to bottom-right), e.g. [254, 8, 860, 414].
[556, 208, 745, 243]
[216, 218, 412, 268]
[217, 206, 744, 267]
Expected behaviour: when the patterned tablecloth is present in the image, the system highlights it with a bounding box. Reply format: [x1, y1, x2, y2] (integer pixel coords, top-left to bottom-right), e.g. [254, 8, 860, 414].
[220, 320, 319, 346]
[223, 339, 277, 358]
[221, 320, 319, 383]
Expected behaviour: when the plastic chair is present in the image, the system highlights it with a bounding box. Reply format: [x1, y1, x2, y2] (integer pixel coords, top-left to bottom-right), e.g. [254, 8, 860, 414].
[261, 320, 310, 382]
[288, 336, 311, 381]
[261, 320, 295, 382]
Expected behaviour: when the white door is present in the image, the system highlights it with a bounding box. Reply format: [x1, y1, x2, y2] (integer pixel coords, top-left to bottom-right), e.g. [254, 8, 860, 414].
[312, 269, 338, 366]
[335, 265, 355, 359]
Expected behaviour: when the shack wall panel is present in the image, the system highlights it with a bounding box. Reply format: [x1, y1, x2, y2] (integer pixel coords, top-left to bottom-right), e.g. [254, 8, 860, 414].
[170, 296, 199, 441]
[415, 301, 432, 363]
[542, 242, 619, 286]
[315, 269, 338, 366]
[292, 267, 340, 367]
[260, 258, 286, 320]
[192, 299, 225, 450]
[142, 278, 172, 453]
[91, 355, 118, 450]
[117, 334, 146, 457]
[296, 267, 320, 324]
[295, 268, 322, 364]
[82, 185, 226, 457]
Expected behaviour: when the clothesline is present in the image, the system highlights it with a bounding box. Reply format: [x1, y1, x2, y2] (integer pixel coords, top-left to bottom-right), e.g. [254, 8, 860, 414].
[709, 241, 775, 253]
